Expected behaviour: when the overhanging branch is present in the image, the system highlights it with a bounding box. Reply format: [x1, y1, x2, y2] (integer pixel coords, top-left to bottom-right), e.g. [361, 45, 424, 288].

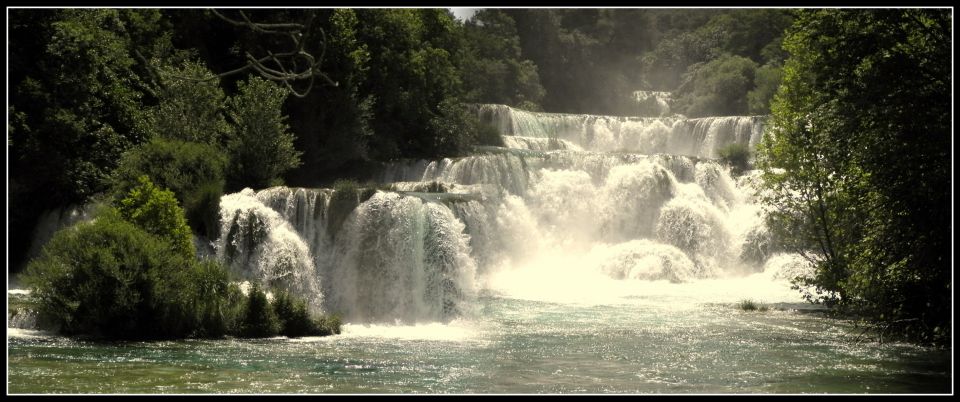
[162, 9, 338, 98]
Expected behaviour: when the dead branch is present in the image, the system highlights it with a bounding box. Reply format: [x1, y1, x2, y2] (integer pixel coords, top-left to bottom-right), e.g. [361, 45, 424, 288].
[158, 9, 338, 98]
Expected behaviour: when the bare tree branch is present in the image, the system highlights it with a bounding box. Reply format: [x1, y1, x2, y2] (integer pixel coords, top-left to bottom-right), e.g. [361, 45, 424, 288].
[209, 8, 305, 33]
[159, 9, 338, 98]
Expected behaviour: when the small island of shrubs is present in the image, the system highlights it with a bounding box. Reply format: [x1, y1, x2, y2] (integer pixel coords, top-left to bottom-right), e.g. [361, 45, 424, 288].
[21, 176, 340, 341]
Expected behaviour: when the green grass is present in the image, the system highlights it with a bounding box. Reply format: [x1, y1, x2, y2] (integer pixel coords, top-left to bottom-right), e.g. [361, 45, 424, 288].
[737, 299, 769, 312]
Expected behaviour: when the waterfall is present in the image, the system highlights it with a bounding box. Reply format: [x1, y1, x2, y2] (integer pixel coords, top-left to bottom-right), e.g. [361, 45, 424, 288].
[325, 192, 477, 323]
[214, 104, 802, 325]
[216, 189, 325, 311]
[476, 104, 766, 158]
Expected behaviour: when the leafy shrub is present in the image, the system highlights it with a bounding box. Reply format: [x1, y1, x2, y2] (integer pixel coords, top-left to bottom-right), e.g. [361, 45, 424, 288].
[737, 299, 768, 312]
[190, 259, 232, 338]
[116, 175, 195, 258]
[272, 289, 318, 338]
[238, 283, 280, 338]
[717, 143, 752, 175]
[315, 314, 343, 336]
[112, 138, 227, 239]
[222, 282, 248, 336]
[427, 98, 477, 157]
[22, 211, 199, 339]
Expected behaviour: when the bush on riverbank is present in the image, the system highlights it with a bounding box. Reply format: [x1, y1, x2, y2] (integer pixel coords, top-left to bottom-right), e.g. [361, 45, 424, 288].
[235, 286, 341, 339]
[237, 283, 281, 338]
[21, 178, 338, 341]
[22, 211, 225, 339]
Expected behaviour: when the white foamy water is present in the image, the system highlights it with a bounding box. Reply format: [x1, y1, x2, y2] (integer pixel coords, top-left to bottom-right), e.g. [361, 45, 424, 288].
[338, 320, 479, 342]
[9, 107, 948, 394]
[205, 104, 812, 327]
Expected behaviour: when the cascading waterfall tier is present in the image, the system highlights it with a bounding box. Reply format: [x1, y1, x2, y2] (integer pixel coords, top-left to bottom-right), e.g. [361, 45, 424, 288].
[478, 103, 765, 158]
[217, 187, 479, 323]
[326, 192, 477, 323]
[214, 103, 807, 324]
[217, 189, 325, 311]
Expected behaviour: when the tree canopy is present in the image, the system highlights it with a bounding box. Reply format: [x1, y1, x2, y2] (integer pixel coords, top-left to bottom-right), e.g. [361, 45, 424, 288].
[757, 9, 951, 344]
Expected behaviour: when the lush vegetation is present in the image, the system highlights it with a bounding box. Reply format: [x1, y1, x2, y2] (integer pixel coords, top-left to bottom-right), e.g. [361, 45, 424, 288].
[22, 178, 339, 340]
[115, 176, 195, 257]
[757, 9, 950, 345]
[9, 9, 950, 346]
[225, 77, 303, 192]
[502, 9, 792, 116]
[112, 138, 227, 239]
[10, 8, 796, 271]
[717, 143, 752, 176]
[22, 207, 218, 339]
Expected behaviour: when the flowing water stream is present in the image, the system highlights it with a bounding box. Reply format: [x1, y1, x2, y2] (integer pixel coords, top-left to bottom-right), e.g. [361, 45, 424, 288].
[7, 104, 951, 394]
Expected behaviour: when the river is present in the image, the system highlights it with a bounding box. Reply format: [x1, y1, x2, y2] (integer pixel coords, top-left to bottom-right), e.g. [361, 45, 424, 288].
[7, 104, 951, 394]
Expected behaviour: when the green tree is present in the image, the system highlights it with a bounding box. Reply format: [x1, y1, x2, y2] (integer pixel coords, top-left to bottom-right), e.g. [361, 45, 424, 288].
[21, 211, 217, 339]
[285, 9, 375, 183]
[757, 9, 950, 344]
[639, 10, 791, 93]
[354, 9, 472, 159]
[461, 9, 545, 110]
[113, 138, 227, 239]
[149, 60, 233, 146]
[747, 63, 782, 115]
[639, 21, 727, 91]
[239, 283, 280, 338]
[8, 9, 166, 272]
[509, 9, 642, 115]
[226, 76, 302, 191]
[674, 54, 758, 117]
[116, 175, 195, 258]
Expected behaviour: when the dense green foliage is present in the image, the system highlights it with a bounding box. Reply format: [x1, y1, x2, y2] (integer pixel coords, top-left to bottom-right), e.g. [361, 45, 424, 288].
[113, 139, 227, 239]
[506, 9, 792, 116]
[674, 55, 758, 117]
[717, 143, 752, 176]
[150, 61, 233, 146]
[239, 287, 341, 338]
[461, 9, 545, 110]
[21, 211, 222, 339]
[8, 9, 164, 270]
[757, 9, 950, 344]
[238, 283, 281, 338]
[21, 203, 333, 340]
[116, 176, 195, 258]
[747, 63, 783, 115]
[272, 289, 332, 337]
[225, 77, 303, 191]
